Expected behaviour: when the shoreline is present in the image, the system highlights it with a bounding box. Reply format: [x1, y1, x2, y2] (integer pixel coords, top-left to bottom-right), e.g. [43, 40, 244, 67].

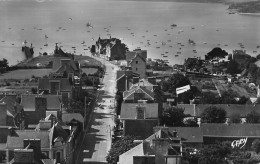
[238, 12, 260, 16]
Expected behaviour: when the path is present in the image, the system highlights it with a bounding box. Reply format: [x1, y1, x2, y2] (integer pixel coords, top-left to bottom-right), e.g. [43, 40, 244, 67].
[75, 57, 118, 164]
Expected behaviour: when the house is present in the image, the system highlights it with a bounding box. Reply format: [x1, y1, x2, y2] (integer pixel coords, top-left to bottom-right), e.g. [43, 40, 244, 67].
[232, 50, 251, 66]
[0, 126, 11, 163]
[126, 48, 147, 65]
[119, 100, 159, 139]
[118, 129, 183, 164]
[123, 85, 155, 103]
[21, 94, 62, 112]
[95, 37, 126, 60]
[154, 124, 260, 150]
[131, 77, 158, 91]
[20, 96, 47, 128]
[5, 122, 74, 163]
[184, 58, 198, 70]
[129, 54, 147, 78]
[51, 57, 80, 78]
[38, 78, 72, 97]
[21, 94, 63, 128]
[0, 95, 25, 129]
[116, 70, 139, 92]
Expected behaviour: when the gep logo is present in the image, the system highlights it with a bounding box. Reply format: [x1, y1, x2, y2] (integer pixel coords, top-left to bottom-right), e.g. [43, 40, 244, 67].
[231, 138, 248, 149]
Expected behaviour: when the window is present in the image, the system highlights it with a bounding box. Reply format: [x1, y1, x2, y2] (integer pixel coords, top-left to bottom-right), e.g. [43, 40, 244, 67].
[136, 61, 138, 64]
[136, 68, 138, 71]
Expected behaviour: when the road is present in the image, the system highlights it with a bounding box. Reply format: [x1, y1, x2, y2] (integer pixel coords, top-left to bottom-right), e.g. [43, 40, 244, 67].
[75, 57, 118, 164]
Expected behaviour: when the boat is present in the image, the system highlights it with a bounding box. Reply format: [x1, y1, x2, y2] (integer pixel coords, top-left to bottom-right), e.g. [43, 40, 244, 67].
[86, 22, 93, 28]
[203, 42, 207, 44]
[188, 39, 196, 45]
[171, 24, 177, 27]
[175, 55, 179, 57]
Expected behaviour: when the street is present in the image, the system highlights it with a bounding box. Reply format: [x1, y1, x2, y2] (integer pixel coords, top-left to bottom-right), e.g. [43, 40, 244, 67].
[75, 57, 118, 164]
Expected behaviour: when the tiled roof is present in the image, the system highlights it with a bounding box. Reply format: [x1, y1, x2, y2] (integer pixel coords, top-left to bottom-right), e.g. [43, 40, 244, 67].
[129, 54, 146, 65]
[167, 127, 203, 143]
[131, 79, 156, 88]
[21, 94, 61, 112]
[52, 57, 78, 72]
[201, 123, 260, 137]
[0, 95, 23, 117]
[6, 130, 50, 149]
[116, 70, 139, 80]
[126, 51, 137, 62]
[123, 86, 155, 101]
[120, 103, 158, 119]
[38, 78, 72, 92]
[42, 159, 56, 164]
[56, 63, 75, 74]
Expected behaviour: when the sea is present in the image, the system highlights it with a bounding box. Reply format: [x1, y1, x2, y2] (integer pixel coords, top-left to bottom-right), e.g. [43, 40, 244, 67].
[0, 0, 260, 66]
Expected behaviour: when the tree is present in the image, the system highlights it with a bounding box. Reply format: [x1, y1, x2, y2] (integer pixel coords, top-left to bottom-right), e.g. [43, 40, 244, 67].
[237, 96, 249, 104]
[200, 92, 222, 104]
[177, 85, 201, 104]
[246, 110, 260, 123]
[257, 54, 260, 60]
[0, 58, 8, 68]
[160, 73, 190, 94]
[183, 118, 198, 127]
[199, 142, 231, 164]
[160, 106, 186, 126]
[205, 47, 228, 62]
[115, 91, 123, 115]
[227, 60, 240, 74]
[106, 135, 138, 164]
[201, 106, 227, 123]
[252, 139, 260, 154]
[31, 88, 38, 94]
[221, 90, 238, 104]
[230, 113, 241, 123]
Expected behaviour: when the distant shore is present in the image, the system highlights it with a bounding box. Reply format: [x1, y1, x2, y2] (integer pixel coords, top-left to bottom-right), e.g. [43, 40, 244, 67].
[238, 12, 260, 16]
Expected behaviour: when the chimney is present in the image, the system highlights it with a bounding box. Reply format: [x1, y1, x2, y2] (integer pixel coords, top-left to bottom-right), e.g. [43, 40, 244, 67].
[197, 118, 201, 127]
[8, 127, 16, 136]
[148, 77, 156, 85]
[172, 129, 177, 137]
[0, 103, 7, 126]
[133, 77, 139, 84]
[151, 139, 169, 164]
[23, 139, 41, 164]
[14, 149, 34, 163]
[35, 96, 47, 121]
[38, 120, 52, 130]
[60, 59, 71, 67]
[136, 100, 147, 119]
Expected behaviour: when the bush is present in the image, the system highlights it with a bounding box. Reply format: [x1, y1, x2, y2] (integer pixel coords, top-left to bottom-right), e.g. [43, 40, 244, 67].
[106, 135, 139, 164]
[246, 110, 260, 123]
[230, 113, 241, 123]
[201, 106, 227, 123]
